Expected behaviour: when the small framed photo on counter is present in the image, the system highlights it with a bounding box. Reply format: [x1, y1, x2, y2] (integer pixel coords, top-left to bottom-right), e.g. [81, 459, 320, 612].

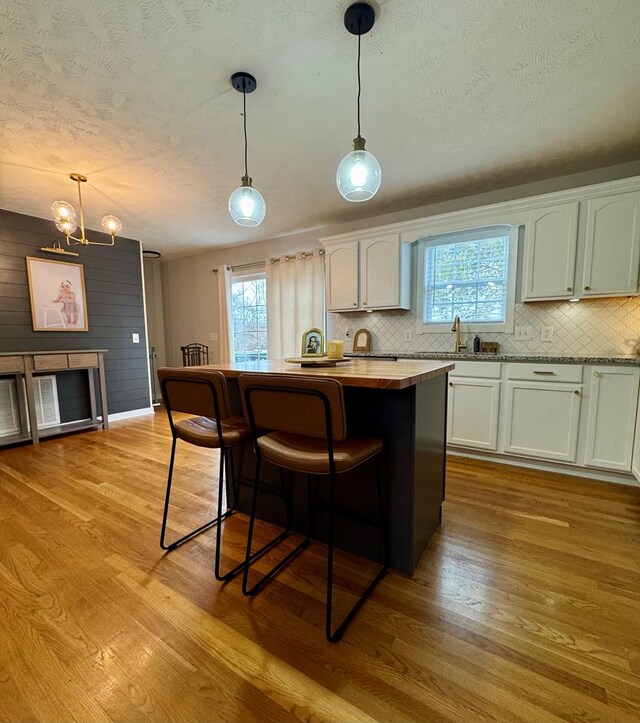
[353, 328, 371, 352]
[301, 328, 325, 357]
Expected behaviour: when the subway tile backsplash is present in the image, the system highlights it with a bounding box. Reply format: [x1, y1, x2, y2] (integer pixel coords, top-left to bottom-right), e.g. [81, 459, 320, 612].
[328, 297, 640, 357]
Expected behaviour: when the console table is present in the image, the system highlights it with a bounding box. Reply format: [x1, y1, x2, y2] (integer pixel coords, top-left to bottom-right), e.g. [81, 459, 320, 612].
[0, 350, 108, 446]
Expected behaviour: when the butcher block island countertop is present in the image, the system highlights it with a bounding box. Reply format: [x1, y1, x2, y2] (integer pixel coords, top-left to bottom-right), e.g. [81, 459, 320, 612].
[191, 358, 454, 389]
[188, 357, 453, 575]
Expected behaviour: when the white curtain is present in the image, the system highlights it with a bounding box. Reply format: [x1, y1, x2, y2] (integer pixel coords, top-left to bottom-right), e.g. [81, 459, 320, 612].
[267, 251, 325, 359]
[217, 264, 234, 363]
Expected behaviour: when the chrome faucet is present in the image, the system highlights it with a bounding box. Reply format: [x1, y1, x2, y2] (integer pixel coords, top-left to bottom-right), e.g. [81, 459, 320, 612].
[451, 315, 467, 353]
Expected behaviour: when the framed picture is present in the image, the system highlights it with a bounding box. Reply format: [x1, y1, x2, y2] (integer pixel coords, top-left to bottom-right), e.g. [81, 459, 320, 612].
[26, 257, 88, 332]
[353, 328, 371, 352]
[301, 328, 324, 357]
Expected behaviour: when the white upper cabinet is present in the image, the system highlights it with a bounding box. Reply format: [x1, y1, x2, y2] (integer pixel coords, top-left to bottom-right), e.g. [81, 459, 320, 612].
[581, 191, 640, 297]
[584, 366, 640, 472]
[326, 241, 359, 311]
[522, 202, 579, 300]
[360, 235, 410, 310]
[325, 235, 410, 312]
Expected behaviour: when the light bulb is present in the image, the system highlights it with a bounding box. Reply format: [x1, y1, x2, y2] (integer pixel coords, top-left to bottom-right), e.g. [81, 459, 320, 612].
[51, 200, 76, 222]
[55, 218, 77, 236]
[336, 142, 381, 202]
[101, 215, 122, 236]
[228, 181, 266, 227]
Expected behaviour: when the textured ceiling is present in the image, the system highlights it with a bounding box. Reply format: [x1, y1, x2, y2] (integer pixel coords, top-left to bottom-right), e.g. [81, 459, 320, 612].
[1, 0, 639, 257]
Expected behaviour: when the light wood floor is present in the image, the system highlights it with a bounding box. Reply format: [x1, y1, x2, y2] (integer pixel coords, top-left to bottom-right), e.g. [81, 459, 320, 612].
[1, 413, 640, 722]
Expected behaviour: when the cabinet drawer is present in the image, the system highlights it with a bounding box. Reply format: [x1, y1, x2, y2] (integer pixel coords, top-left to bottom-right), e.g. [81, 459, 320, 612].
[0, 356, 25, 373]
[33, 354, 69, 371]
[68, 353, 99, 368]
[506, 363, 582, 383]
[450, 361, 501, 379]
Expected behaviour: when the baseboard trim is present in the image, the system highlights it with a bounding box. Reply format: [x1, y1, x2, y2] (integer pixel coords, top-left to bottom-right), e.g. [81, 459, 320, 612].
[447, 448, 639, 487]
[103, 407, 155, 423]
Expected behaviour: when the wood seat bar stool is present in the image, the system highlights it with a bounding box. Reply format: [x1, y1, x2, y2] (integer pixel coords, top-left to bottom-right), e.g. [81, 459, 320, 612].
[238, 373, 390, 642]
[157, 368, 288, 582]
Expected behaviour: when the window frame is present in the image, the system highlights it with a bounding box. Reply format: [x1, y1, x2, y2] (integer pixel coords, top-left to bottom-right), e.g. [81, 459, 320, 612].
[415, 225, 518, 335]
[230, 269, 268, 363]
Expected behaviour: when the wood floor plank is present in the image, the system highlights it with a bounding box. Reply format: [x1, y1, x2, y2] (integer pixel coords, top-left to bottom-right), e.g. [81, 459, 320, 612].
[1, 412, 639, 721]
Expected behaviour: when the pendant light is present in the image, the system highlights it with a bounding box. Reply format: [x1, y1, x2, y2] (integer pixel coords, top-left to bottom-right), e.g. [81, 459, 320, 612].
[336, 2, 381, 203]
[228, 72, 266, 227]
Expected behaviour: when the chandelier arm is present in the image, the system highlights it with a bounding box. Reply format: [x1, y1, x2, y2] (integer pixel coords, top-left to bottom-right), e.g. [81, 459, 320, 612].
[75, 176, 88, 243]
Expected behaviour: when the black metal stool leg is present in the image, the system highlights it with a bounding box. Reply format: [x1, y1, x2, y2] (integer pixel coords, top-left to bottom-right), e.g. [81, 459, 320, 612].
[242, 457, 310, 597]
[160, 439, 233, 552]
[325, 455, 388, 643]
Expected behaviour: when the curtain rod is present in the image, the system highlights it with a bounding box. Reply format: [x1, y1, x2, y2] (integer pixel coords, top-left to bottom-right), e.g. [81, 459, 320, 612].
[212, 249, 324, 273]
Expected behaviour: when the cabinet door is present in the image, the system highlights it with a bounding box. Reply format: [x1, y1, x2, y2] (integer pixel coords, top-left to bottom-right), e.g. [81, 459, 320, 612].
[584, 367, 640, 472]
[326, 241, 359, 311]
[581, 191, 640, 296]
[360, 234, 402, 309]
[522, 202, 579, 300]
[632, 393, 640, 483]
[448, 378, 500, 450]
[502, 382, 582, 462]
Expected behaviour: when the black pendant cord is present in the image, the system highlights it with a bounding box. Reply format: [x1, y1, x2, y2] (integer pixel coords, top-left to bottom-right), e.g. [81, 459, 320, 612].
[243, 83, 249, 178]
[356, 31, 362, 138]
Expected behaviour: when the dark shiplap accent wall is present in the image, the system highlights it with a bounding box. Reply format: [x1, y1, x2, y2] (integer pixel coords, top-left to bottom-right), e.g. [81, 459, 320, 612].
[0, 209, 150, 416]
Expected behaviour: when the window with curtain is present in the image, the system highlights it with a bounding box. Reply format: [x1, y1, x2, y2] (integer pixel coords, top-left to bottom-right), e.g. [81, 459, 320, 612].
[418, 225, 517, 332]
[231, 272, 267, 363]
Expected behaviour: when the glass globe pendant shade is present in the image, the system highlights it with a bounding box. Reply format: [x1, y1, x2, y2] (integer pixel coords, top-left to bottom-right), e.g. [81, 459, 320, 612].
[336, 137, 381, 202]
[51, 200, 76, 222]
[101, 215, 123, 236]
[228, 177, 266, 227]
[55, 218, 77, 236]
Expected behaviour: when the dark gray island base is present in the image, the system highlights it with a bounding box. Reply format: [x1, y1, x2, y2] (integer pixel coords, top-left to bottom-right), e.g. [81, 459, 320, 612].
[194, 359, 453, 575]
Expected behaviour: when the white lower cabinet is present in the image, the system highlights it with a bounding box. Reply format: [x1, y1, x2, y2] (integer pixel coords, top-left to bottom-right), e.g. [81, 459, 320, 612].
[584, 367, 640, 472]
[502, 381, 582, 462]
[447, 378, 500, 451]
[631, 396, 640, 482]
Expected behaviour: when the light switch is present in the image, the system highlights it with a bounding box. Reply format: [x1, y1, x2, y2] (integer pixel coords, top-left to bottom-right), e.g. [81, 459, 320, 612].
[514, 325, 532, 341]
[132, 333, 140, 343]
[210, 332, 219, 342]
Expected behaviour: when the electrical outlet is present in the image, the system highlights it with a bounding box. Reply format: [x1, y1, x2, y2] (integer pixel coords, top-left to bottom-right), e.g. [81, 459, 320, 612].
[209, 332, 219, 342]
[403, 329, 412, 342]
[514, 325, 532, 341]
[132, 333, 140, 344]
[541, 326, 554, 342]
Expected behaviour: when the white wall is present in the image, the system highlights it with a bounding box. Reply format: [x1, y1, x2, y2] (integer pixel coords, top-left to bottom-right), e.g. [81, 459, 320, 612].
[159, 160, 640, 364]
[143, 258, 167, 393]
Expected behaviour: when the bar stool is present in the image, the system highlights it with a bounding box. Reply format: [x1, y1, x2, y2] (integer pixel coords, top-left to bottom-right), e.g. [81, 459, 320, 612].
[238, 373, 390, 642]
[157, 368, 289, 582]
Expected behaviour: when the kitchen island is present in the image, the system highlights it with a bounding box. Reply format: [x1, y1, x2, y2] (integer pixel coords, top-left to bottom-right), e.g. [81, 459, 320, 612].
[193, 359, 454, 574]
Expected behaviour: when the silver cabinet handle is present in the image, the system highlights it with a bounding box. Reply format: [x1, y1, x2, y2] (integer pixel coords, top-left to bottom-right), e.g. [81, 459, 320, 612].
[584, 285, 591, 291]
[574, 389, 580, 395]
[533, 370, 555, 375]
[566, 286, 573, 292]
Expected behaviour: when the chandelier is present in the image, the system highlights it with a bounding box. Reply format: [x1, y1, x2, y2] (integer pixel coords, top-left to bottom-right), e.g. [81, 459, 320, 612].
[51, 173, 123, 247]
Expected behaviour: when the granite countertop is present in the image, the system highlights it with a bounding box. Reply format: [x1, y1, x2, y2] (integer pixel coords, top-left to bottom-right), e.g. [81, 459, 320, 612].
[347, 351, 640, 366]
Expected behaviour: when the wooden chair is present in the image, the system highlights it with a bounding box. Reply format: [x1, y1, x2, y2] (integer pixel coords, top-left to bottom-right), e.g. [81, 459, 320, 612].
[180, 343, 209, 367]
[158, 368, 288, 582]
[238, 373, 390, 642]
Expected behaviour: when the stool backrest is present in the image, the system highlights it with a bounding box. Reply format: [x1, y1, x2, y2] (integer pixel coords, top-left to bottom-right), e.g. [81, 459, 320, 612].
[238, 374, 347, 442]
[157, 367, 230, 420]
